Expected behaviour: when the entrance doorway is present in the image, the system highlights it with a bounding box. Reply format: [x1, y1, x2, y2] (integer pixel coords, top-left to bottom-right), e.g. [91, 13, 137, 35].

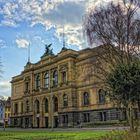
[54, 116, 58, 128]
[36, 117, 40, 128]
[45, 117, 48, 128]
[25, 118, 29, 128]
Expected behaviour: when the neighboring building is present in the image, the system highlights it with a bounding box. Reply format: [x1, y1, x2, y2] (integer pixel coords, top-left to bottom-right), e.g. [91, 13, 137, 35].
[0, 97, 11, 126]
[4, 97, 11, 125]
[0, 99, 5, 125]
[11, 45, 126, 128]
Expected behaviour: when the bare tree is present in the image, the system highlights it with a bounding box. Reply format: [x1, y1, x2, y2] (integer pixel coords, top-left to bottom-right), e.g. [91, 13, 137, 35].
[84, 0, 140, 65]
[84, 0, 140, 131]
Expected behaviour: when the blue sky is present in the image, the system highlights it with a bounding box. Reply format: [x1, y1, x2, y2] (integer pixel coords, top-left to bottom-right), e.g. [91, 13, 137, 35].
[0, 0, 110, 97]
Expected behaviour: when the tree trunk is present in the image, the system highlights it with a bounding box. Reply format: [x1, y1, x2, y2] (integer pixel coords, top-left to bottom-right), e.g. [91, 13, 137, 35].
[126, 105, 135, 132]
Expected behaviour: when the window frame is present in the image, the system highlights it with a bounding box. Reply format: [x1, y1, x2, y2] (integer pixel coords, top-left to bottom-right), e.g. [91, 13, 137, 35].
[35, 75, 40, 90]
[83, 92, 90, 106]
[53, 70, 58, 87]
[63, 94, 68, 107]
[44, 73, 49, 89]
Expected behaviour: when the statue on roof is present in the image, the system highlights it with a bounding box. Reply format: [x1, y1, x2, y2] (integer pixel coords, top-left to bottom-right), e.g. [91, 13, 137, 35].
[45, 44, 51, 53]
[41, 43, 54, 58]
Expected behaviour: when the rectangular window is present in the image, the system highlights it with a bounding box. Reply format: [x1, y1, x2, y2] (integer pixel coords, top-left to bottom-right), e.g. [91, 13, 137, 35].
[25, 82, 29, 91]
[83, 113, 90, 122]
[15, 103, 18, 114]
[62, 71, 67, 83]
[62, 115, 68, 123]
[99, 112, 107, 121]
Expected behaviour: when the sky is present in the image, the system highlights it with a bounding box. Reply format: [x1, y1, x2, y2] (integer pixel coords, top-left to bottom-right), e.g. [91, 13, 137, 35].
[0, 0, 112, 97]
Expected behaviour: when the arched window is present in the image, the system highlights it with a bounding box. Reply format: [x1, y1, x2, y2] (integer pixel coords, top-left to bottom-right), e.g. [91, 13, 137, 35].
[35, 100, 40, 113]
[83, 92, 89, 105]
[35, 75, 40, 90]
[98, 89, 106, 104]
[26, 100, 29, 113]
[63, 94, 68, 107]
[53, 70, 58, 87]
[14, 103, 18, 114]
[45, 98, 48, 113]
[44, 73, 49, 88]
[53, 97, 58, 112]
[62, 71, 67, 83]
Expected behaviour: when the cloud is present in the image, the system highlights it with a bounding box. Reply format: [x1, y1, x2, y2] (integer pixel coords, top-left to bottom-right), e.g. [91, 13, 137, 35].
[1, 19, 17, 27]
[0, 80, 10, 89]
[0, 80, 11, 97]
[16, 38, 30, 48]
[0, 0, 119, 49]
[0, 39, 7, 48]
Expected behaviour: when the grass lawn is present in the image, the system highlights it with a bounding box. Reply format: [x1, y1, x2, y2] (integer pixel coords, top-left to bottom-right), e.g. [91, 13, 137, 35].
[0, 130, 112, 140]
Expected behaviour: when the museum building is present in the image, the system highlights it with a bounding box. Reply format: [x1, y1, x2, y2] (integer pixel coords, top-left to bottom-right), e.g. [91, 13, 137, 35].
[10, 45, 126, 128]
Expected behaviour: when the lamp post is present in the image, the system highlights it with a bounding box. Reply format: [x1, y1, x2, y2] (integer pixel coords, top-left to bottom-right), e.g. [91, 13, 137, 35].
[50, 77, 54, 131]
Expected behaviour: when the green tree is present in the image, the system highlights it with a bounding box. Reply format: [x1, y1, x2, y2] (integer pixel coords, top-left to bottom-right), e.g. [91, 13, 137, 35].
[106, 59, 140, 131]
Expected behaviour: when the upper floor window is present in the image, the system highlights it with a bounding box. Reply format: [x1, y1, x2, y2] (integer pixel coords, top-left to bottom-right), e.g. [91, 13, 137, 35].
[45, 98, 48, 113]
[62, 71, 67, 83]
[98, 89, 106, 104]
[14, 103, 18, 114]
[26, 100, 30, 113]
[21, 102, 23, 114]
[35, 100, 40, 113]
[44, 73, 49, 89]
[53, 70, 58, 87]
[35, 75, 40, 90]
[83, 92, 89, 105]
[25, 82, 29, 91]
[63, 94, 68, 107]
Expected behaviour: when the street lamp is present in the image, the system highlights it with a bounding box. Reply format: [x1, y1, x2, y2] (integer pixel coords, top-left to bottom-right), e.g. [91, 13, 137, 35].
[50, 77, 54, 131]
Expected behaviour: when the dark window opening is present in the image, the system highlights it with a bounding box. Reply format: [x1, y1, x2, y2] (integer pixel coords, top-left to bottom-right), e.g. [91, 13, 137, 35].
[63, 115, 68, 123]
[62, 71, 67, 83]
[98, 89, 106, 104]
[45, 98, 48, 113]
[53, 70, 58, 87]
[53, 97, 58, 112]
[35, 75, 40, 90]
[83, 113, 90, 122]
[83, 92, 89, 105]
[99, 112, 107, 121]
[26, 100, 30, 113]
[63, 94, 68, 107]
[44, 73, 49, 88]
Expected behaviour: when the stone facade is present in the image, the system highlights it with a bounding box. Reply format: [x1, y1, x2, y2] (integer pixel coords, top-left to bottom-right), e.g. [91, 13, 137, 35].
[11, 46, 126, 128]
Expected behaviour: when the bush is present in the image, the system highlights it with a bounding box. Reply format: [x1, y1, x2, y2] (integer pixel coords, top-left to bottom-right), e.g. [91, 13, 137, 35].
[97, 131, 140, 140]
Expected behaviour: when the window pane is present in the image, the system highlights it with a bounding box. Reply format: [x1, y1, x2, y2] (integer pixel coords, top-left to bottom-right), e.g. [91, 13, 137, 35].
[45, 99, 48, 113]
[63, 94, 68, 107]
[53, 70, 58, 87]
[44, 73, 49, 88]
[83, 92, 89, 105]
[35, 75, 40, 90]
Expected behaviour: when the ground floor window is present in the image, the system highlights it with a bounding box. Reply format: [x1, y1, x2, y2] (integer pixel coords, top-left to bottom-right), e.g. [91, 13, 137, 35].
[54, 116, 59, 128]
[36, 117, 40, 128]
[14, 118, 18, 125]
[62, 115, 68, 124]
[83, 113, 90, 122]
[99, 112, 107, 121]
